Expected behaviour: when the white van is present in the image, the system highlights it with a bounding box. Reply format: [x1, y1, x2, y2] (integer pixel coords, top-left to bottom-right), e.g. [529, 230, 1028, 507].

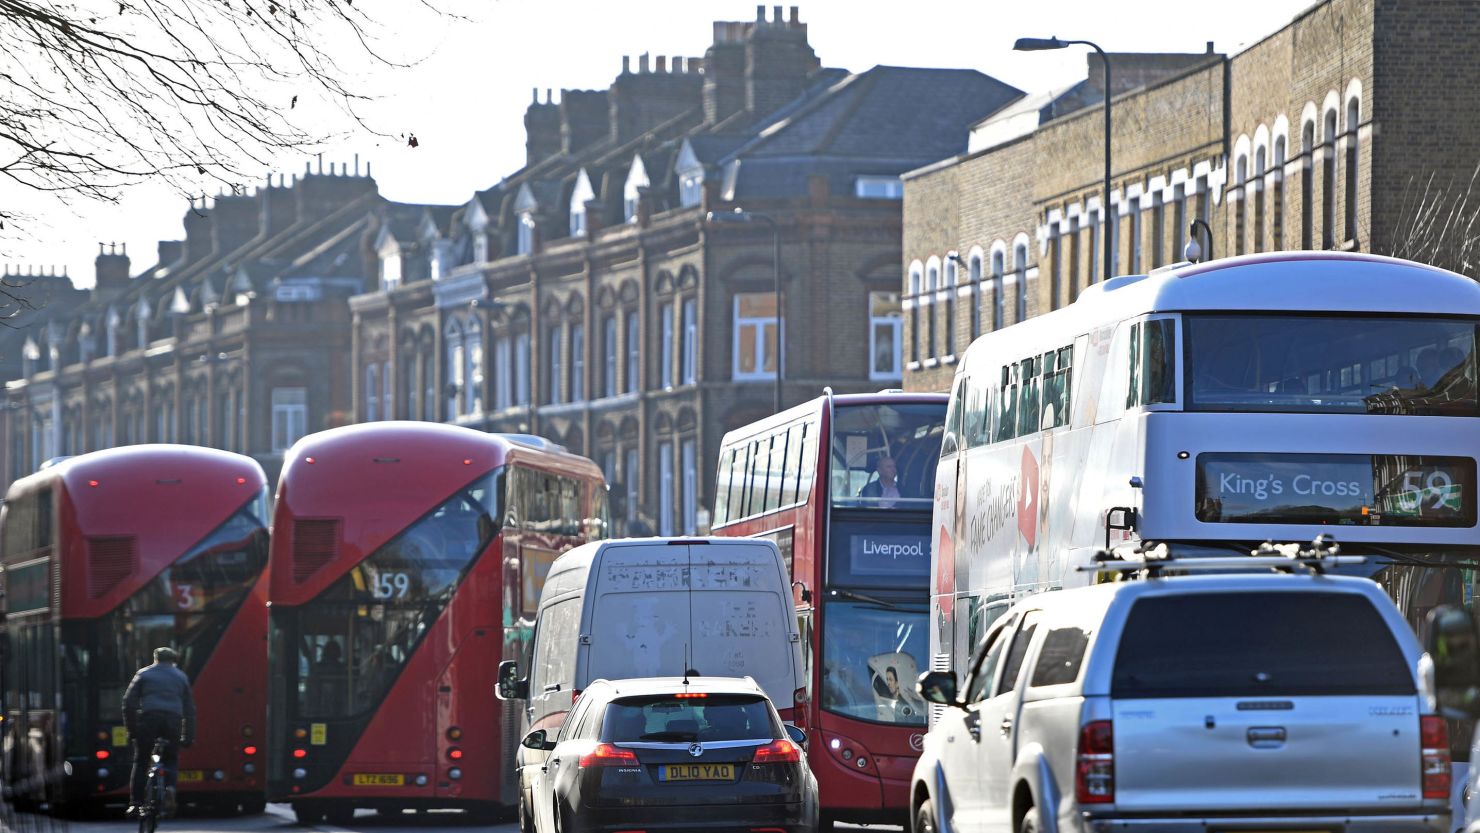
[497, 537, 803, 728]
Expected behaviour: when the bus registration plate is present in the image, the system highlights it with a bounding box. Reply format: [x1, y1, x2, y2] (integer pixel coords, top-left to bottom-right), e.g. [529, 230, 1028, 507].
[177, 770, 204, 783]
[352, 774, 404, 787]
[660, 764, 733, 781]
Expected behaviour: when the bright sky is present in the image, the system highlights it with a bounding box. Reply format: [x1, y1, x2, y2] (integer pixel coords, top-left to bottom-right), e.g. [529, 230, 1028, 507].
[5, 0, 1317, 287]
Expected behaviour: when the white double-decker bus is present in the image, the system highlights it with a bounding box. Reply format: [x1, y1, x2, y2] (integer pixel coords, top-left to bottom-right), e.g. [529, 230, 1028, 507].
[931, 251, 1479, 794]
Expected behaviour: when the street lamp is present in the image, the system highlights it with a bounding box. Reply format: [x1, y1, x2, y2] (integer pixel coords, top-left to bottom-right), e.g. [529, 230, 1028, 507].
[705, 208, 783, 413]
[1015, 35, 1113, 283]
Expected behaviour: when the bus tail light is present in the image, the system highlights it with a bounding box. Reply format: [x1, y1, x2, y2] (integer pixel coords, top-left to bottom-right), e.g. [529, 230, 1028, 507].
[448, 748, 463, 761]
[579, 744, 638, 768]
[446, 727, 463, 741]
[751, 740, 801, 764]
[1076, 720, 1115, 804]
[292, 748, 307, 759]
[94, 750, 109, 760]
[242, 745, 258, 756]
[1421, 715, 1452, 799]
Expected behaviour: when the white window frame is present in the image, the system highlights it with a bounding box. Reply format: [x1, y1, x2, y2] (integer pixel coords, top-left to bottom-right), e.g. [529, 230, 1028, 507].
[681, 298, 697, 385]
[732, 293, 781, 381]
[446, 321, 465, 419]
[679, 168, 704, 208]
[659, 441, 675, 537]
[271, 387, 308, 454]
[466, 318, 483, 414]
[681, 438, 697, 535]
[868, 291, 903, 381]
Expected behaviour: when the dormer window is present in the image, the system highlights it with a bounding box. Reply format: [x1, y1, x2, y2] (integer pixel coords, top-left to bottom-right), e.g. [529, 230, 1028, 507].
[473, 232, 489, 263]
[381, 251, 402, 290]
[679, 168, 704, 208]
[855, 176, 903, 199]
[570, 169, 594, 238]
[623, 156, 650, 223]
[517, 212, 536, 256]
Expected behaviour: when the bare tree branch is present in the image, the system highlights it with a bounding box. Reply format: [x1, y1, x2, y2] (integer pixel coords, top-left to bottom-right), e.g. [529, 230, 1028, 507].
[0, 0, 461, 234]
[1386, 162, 1480, 279]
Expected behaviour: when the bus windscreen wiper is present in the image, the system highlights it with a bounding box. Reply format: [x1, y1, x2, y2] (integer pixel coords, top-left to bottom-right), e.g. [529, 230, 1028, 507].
[828, 587, 904, 610]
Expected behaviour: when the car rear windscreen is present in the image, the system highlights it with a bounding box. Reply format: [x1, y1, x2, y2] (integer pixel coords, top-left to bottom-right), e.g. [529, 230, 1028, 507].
[603, 694, 777, 743]
[1112, 592, 1414, 698]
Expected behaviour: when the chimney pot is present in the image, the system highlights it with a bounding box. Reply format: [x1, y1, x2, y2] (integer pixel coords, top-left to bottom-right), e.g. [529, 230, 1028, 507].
[98, 242, 104, 255]
[1206, 40, 1214, 53]
[773, 5, 782, 22]
[545, 87, 553, 104]
[532, 86, 539, 103]
[756, 4, 764, 21]
[789, 5, 799, 23]
[622, 55, 631, 73]
[639, 52, 649, 72]
[366, 162, 372, 177]
[656, 55, 667, 72]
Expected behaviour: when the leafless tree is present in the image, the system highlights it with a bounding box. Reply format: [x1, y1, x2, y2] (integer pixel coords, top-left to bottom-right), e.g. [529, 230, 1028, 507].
[0, 0, 452, 232]
[1386, 163, 1480, 279]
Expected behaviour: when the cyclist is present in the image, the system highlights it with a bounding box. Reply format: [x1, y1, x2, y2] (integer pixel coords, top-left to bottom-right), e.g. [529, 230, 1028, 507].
[123, 647, 196, 819]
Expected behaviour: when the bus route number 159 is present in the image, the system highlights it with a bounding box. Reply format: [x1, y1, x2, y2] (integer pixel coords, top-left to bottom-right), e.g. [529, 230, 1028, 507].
[373, 572, 411, 599]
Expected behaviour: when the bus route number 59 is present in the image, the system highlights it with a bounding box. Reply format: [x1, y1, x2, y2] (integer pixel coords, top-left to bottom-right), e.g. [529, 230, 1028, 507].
[373, 572, 411, 599]
[1399, 469, 1457, 513]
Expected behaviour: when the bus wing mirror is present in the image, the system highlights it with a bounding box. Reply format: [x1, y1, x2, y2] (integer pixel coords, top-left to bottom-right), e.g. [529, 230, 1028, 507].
[496, 660, 528, 701]
[1425, 605, 1480, 718]
[918, 671, 961, 709]
[1104, 506, 1139, 549]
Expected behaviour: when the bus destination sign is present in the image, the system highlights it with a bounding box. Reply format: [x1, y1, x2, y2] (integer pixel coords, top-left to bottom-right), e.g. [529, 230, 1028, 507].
[1196, 453, 1475, 527]
[849, 532, 931, 577]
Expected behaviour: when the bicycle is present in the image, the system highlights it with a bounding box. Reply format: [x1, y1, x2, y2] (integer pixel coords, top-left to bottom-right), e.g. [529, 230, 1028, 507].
[136, 738, 175, 833]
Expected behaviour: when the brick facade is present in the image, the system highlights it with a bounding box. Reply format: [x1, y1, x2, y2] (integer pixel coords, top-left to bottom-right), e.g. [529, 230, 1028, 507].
[902, 0, 1480, 393]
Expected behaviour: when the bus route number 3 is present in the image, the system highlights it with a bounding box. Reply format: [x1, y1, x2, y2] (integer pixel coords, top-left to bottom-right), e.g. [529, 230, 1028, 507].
[373, 572, 411, 599]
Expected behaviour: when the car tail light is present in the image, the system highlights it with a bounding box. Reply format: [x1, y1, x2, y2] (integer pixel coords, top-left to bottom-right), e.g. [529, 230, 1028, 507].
[1075, 720, 1114, 804]
[674, 692, 708, 699]
[751, 739, 802, 764]
[578, 743, 638, 768]
[571, 690, 582, 704]
[1421, 715, 1452, 799]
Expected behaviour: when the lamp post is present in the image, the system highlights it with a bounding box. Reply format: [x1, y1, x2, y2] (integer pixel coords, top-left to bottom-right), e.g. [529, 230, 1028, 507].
[1015, 36, 1113, 283]
[705, 209, 783, 413]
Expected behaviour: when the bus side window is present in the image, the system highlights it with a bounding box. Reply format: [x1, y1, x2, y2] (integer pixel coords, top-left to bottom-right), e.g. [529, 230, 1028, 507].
[713, 448, 732, 527]
[942, 378, 964, 456]
[1016, 356, 1041, 437]
[996, 364, 1018, 442]
[797, 421, 817, 503]
[1126, 322, 1143, 409]
[1143, 318, 1177, 404]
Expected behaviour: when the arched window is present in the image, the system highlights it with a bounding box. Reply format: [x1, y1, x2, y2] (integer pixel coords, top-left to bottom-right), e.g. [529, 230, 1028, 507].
[1013, 242, 1029, 323]
[1272, 136, 1287, 250]
[908, 263, 923, 363]
[943, 258, 957, 357]
[444, 318, 465, 419]
[1253, 146, 1267, 253]
[968, 253, 983, 341]
[1345, 96, 1360, 244]
[1301, 120, 1316, 249]
[1234, 154, 1248, 256]
[925, 260, 939, 358]
[990, 249, 1005, 332]
[465, 316, 484, 414]
[1322, 108, 1338, 249]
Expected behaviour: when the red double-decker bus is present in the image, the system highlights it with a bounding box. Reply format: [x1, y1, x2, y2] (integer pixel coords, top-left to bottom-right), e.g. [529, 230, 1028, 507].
[266, 422, 607, 824]
[0, 445, 271, 815]
[712, 391, 946, 828]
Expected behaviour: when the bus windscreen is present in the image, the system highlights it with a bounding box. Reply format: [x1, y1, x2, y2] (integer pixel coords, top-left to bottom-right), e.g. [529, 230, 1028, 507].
[830, 403, 943, 509]
[1186, 314, 1477, 415]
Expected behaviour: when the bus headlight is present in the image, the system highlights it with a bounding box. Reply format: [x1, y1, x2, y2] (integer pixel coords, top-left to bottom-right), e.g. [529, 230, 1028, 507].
[293, 768, 307, 780]
[448, 768, 462, 780]
[64, 762, 74, 776]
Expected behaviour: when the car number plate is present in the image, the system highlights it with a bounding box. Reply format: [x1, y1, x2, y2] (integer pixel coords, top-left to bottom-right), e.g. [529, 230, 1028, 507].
[176, 770, 204, 783]
[660, 764, 734, 781]
[351, 773, 404, 786]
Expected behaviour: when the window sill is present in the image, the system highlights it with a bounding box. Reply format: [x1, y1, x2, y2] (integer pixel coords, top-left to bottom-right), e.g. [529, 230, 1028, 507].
[942, 354, 958, 365]
[1339, 238, 1361, 252]
[906, 361, 922, 371]
[923, 358, 940, 368]
[732, 374, 779, 382]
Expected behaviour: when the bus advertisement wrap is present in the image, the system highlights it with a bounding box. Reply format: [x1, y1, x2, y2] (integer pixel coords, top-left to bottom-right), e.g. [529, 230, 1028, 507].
[1196, 453, 1475, 526]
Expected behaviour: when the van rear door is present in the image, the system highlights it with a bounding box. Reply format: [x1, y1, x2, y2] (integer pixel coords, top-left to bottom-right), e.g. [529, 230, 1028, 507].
[585, 543, 694, 684]
[1109, 589, 1424, 813]
[688, 542, 799, 710]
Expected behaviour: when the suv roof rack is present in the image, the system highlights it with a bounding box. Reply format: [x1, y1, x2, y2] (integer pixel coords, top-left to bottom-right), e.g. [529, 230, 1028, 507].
[1077, 535, 1366, 578]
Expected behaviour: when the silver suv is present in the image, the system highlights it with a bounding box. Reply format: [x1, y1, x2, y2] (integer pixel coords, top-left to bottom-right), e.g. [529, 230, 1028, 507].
[910, 570, 1450, 833]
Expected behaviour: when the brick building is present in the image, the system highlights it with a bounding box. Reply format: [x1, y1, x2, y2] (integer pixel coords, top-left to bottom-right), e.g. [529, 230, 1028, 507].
[902, 0, 1480, 394]
[0, 166, 398, 487]
[349, 7, 1022, 534]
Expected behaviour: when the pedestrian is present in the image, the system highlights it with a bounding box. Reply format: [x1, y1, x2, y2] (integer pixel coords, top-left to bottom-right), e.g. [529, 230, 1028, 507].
[123, 647, 196, 819]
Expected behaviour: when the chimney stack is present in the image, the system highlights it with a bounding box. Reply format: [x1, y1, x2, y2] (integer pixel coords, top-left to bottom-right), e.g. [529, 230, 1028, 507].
[525, 87, 562, 166]
[93, 241, 131, 292]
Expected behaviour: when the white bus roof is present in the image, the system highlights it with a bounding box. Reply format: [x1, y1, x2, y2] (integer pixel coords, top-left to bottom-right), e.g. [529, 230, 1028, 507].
[962, 252, 1480, 367]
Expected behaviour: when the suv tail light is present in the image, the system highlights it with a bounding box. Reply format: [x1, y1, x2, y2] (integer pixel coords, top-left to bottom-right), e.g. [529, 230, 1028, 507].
[579, 743, 638, 768]
[751, 740, 802, 764]
[1421, 715, 1452, 799]
[1075, 720, 1114, 804]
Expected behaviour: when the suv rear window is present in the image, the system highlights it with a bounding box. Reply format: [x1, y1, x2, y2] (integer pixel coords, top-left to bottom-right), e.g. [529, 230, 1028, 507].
[602, 694, 778, 743]
[1112, 592, 1413, 698]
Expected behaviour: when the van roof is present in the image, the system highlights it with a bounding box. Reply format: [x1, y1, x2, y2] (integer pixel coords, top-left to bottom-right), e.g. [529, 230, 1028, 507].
[591, 675, 768, 698]
[549, 536, 781, 576]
